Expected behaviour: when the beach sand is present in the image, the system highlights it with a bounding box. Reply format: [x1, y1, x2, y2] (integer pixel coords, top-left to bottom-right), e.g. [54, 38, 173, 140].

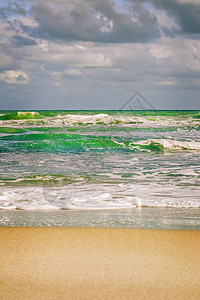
[1, 228, 200, 299]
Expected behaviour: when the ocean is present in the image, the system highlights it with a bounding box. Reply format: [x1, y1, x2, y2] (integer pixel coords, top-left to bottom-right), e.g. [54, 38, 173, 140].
[0, 110, 200, 228]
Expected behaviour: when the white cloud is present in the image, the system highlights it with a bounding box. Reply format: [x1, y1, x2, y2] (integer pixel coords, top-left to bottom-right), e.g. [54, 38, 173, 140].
[27, 42, 113, 68]
[150, 45, 173, 60]
[0, 53, 13, 70]
[18, 17, 38, 28]
[154, 80, 176, 86]
[151, 7, 180, 32]
[0, 70, 29, 84]
[0, 22, 13, 46]
[36, 39, 49, 52]
[64, 69, 83, 76]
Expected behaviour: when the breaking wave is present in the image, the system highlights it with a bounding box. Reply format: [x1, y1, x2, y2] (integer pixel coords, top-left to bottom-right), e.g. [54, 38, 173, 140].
[0, 111, 44, 120]
[1, 129, 200, 153]
[0, 111, 199, 129]
[0, 180, 199, 210]
[0, 110, 199, 212]
[137, 139, 200, 151]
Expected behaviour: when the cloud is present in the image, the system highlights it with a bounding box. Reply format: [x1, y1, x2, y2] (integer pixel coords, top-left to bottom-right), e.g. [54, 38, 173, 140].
[0, 1, 28, 19]
[142, 0, 200, 35]
[2, 0, 200, 44]
[32, 0, 160, 43]
[1, 0, 200, 45]
[64, 69, 83, 77]
[0, 52, 14, 71]
[26, 42, 113, 68]
[0, 0, 200, 109]
[0, 21, 13, 46]
[154, 80, 176, 86]
[0, 70, 29, 84]
[12, 35, 37, 46]
[150, 45, 173, 60]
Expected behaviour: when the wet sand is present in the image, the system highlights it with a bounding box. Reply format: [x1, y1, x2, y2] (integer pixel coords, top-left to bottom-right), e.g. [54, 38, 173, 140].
[1, 228, 200, 299]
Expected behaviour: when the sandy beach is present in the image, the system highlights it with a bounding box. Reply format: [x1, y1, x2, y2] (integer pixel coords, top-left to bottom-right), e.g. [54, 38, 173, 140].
[1, 228, 200, 300]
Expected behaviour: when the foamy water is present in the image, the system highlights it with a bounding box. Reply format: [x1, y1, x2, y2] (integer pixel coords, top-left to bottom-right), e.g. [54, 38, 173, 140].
[0, 110, 200, 211]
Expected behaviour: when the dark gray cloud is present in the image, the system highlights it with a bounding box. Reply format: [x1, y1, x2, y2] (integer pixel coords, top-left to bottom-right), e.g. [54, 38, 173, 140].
[154, 0, 200, 34]
[32, 0, 160, 43]
[28, 0, 200, 42]
[1, 0, 200, 45]
[130, 0, 200, 36]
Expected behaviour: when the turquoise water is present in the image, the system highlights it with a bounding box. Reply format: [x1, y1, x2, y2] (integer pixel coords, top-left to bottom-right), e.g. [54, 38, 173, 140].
[0, 110, 200, 218]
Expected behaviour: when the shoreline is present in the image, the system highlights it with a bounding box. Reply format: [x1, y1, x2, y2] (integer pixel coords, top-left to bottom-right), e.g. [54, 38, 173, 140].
[0, 207, 199, 229]
[1, 227, 200, 299]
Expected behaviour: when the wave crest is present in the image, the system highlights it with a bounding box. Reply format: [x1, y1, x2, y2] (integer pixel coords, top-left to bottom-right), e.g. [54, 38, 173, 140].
[138, 139, 200, 151]
[0, 111, 200, 129]
[0, 111, 43, 120]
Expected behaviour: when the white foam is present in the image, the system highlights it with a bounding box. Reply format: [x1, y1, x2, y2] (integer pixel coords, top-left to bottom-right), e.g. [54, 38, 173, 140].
[17, 111, 40, 117]
[0, 180, 199, 210]
[1, 112, 199, 128]
[49, 113, 144, 127]
[138, 139, 200, 150]
[126, 196, 142, 207]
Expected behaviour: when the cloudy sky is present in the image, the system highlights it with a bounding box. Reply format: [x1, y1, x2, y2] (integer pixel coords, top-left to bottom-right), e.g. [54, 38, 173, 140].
[0, 0, 200, 110]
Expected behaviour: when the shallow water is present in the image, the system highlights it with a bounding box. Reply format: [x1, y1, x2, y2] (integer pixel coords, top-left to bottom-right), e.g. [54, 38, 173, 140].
[0, 208, 199, 229]
[0, 110, 200, 217]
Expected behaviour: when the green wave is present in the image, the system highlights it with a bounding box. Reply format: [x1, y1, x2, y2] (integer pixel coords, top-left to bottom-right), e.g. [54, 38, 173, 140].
[0, 174, 127, 187]
[0, 175, 81, 186]
[0, 127, 26, 134]
[193, 112, 200, 119]
[1, 128, 200, 154]
[1, 132, 79, 141]
[0, 111, 44, 120]
[0, 146, 7, 153]
[0, 132, 166, 153]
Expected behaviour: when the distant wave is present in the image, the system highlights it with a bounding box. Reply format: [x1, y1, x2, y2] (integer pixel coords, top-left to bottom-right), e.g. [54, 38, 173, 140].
[45, 113, 145, 126]
[0, 111, 199, 128]
[45, 113, 200, 128]
[0, 111, 44, 120]
[193, 112, 200, 119]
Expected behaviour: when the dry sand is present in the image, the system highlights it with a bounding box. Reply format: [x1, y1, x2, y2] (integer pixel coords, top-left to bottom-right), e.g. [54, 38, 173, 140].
[1, 228, 200, 299]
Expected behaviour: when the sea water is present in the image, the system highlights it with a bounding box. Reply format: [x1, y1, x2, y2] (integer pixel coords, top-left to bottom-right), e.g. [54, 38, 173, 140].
[0, 110, 200, 228]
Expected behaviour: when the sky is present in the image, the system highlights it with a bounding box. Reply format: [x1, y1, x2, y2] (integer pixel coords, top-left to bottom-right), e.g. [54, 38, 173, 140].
[0, 0, 200, 110]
